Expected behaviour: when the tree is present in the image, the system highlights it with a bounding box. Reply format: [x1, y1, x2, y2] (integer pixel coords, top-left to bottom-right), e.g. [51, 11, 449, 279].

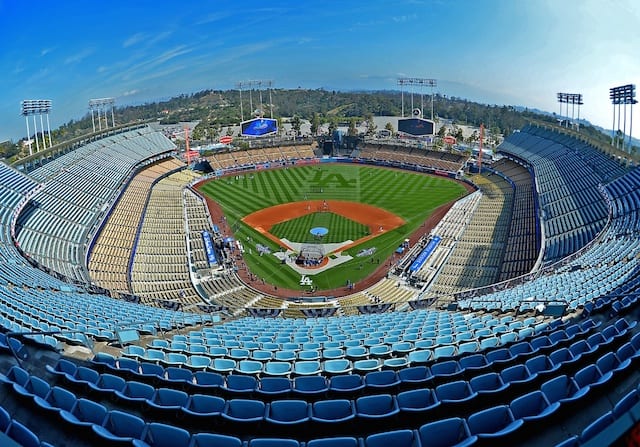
[348, 118, 358, 136]
[291, 115, 302, 136]
[365, 114, 376, 136]
[310, 113, 321, 136]
[437, 125, 446, 138]
[385, 122, 394, 134]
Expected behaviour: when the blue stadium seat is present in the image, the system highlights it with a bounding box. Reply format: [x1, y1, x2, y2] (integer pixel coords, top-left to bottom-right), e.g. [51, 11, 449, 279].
[87, 373, 127, 396]
[221, 398, 266, 429]
[407, 349, 432, 366]
[189, 433, 243, 447]
[417, 417, 477, 447]
[574, 363, 610, 391]
[12, 375, 51, 400]
[6, 420, 42, 447]
[0, 406, 11, 432]
[181, 394, 225, 421]
[329, 374, 365, 396]
[34, 385, 77, 413]
[0, 365, 30, 387]
[133, 422, 190, 447]
[430, 360, 464, 383]
[306, 437, 360, 447]
[60, 397, 109, 428]
[510, 390, 560, 422]
[355, 394, 400, 422]
[323, 359, 353, 376]
[115, 380, 156, 404]
[364, 429, 417, 447]
[247, 438, 300, 447]
[264, 361, 293, 377]
[292, 376, 328, 400]
[311, 399, 356, 427]
[225, 374, 258, 397]
[145, 387, 190, 416]
[396, 388, 440, 423]
[257, 377, 292, 398]
[469, 372, 510, 397]
[580, 411, 615, 444]
[93, 410, 148, 444]
[265, 400, 310, 435]
[397, 365, 433, 387]
[364, 370, 400, 392]
[435, 380, 478, 408]
[467, 405, 524, 441]
[353, 359, 382, 374]
[293, 361, 322, 376]
[458, 354, 491, 375]
[524, 354, 561, 381]
[541, 375, 590, 407]
[235, 360, 264, 376]
[210, 358, 236, 374]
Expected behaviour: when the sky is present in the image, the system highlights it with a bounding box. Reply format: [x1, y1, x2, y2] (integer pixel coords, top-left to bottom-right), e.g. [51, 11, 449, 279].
[1, 0, 639, 143]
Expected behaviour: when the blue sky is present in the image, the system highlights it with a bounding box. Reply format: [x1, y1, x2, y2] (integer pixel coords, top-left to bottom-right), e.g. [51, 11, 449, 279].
[1, 0, 639, 143]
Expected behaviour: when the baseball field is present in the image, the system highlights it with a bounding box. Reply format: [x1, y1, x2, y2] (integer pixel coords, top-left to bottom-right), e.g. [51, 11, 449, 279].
[197, 163, 467, 292]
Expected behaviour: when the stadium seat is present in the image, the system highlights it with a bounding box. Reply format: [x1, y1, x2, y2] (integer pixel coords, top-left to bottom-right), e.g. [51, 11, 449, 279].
[60, 397, 109, 428]
[355, 394, 400, 422]
[364, 370, 400, 392]
[541, 375, 590, 407]
[510, 390, 560, 422]
[133, 422, 191, 447]
[329, 374, 365, 395]
[93, 410, 148, 444]
[323, 359, 353, 376]
[257, 377, 292, 398]
[292, 376, 328, 399]
[364, 429, 417, 447]
[467, 405, 524, 441]
[34, 385, 77, 413]
[115, 380, 156, 404]
[189, 433, 243, 447]
[265, 400, 311, 435]
[417, 417, 477, 447]
[6, 420, 42, 447]
[311, 399, 356, 427]
[306, 437, 359, 447]
[221, 399, 266, 429]
[146, 387, 190, 416]
[225, 374, 258, 397]
[181, 394, 226, 421]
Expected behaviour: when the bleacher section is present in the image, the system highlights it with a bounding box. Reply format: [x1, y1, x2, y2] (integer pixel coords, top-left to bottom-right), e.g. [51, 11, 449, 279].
[130, 170, 202, 307]
[14, 126, 176, 283]
[426, 173, 513, 295]
[499, 125, 626, 264]
[490, 158, 540, 281]
[397, 191, 482, 290]
[205, 144, 316, 171]
[359, 143, 467, 173]
[88, 158, 185, 293]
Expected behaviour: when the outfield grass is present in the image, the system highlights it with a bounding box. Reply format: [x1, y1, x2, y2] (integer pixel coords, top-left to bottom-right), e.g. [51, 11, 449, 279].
[198, 164, 467, 291]
[270, 212, 370, 244]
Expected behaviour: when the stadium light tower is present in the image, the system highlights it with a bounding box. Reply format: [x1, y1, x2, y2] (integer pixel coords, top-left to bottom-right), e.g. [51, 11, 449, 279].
[89, 98, 116, 133]
[610, 84, 636, 152]
[556, 93, 582, 130]
[21, 99, 52, 155]
[398, 78, 436, 120]
[237, 80, 274, 121]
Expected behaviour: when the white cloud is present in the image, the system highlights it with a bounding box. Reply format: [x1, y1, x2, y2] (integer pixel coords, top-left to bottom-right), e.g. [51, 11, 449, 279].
[64, 48, 94, 65]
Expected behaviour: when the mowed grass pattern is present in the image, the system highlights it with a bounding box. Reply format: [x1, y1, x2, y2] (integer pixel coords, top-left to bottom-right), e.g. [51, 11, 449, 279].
[198, 164, 467, 291]
[270, 212, 370, 244]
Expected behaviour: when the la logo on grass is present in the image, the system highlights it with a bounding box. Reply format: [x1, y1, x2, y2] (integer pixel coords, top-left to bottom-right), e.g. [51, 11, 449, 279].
[310, 170, 356, 188]
[299, 275, 313, 286]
